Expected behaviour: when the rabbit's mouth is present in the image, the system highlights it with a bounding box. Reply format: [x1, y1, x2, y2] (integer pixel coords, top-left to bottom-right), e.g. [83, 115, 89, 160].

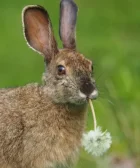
[88, 89, 98, 100]
[73, 90, 97, 105]
[79, 89, 98, 101]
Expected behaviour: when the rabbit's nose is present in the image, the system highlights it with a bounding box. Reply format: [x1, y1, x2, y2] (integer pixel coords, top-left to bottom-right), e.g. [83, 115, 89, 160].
[80, 81, 95, 97]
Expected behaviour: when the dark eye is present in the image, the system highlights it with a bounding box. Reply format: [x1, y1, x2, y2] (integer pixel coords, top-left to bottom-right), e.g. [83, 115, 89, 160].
[57, 65, 66, 75]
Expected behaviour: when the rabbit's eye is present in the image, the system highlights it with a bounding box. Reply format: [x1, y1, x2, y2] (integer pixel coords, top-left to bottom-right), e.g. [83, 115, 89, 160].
[57, 65, 66, 75]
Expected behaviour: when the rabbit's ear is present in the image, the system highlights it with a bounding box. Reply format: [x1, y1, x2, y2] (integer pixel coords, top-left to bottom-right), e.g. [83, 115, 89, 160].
[22, 5, 58, 62]
[59, 0, 78, 50]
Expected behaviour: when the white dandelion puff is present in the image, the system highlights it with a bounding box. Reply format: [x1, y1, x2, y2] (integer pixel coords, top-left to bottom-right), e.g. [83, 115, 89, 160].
[82, 127, 112, 156]
[82, 99, 112, 157]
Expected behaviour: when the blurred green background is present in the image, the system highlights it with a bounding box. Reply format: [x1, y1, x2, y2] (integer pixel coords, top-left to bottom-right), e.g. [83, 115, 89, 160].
[0, 0, 139, 167]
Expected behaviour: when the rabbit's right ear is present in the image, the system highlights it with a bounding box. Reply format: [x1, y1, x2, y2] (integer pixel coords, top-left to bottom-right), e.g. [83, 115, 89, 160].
[59, 0, 78, 50]
[22, 5, 58, 62]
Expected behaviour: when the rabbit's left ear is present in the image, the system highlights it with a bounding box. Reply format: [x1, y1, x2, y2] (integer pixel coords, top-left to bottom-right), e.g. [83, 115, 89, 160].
[59, 0, 78, 50]
[22, 5, 58, 62]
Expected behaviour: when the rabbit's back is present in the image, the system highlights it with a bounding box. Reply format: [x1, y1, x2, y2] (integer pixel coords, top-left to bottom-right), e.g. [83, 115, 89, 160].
[0, 84, 87, 168]
[0, 84, 45, 167]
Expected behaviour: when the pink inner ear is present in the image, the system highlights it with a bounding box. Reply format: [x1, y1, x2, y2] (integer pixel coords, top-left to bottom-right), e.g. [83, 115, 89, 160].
[24, 9, 51, 55]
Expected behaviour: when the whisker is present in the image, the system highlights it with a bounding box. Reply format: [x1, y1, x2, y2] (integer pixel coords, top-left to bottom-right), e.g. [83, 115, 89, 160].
[107, 99, 115, 106]
[95, 72, 105, 82]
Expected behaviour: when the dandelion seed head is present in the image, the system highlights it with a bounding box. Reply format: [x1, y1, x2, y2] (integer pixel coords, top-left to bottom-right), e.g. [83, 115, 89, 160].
[82, 126, 112, 156]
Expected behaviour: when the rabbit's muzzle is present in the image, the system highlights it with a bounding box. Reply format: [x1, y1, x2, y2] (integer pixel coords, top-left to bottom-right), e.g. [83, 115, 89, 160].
[80, 77, 98, 100]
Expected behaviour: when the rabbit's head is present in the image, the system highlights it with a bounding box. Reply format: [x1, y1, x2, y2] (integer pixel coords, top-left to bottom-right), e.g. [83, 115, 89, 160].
[22, 0, 98, 104]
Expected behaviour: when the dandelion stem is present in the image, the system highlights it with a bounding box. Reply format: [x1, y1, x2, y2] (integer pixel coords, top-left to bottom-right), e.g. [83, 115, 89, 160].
[89, 99, 97, 130]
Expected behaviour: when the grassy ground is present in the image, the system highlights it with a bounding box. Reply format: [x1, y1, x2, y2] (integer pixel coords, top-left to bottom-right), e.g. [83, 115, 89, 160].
[0, 0, 139, 167]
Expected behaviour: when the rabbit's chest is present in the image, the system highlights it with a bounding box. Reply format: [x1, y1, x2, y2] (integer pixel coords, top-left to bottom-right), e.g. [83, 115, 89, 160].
[47, 123, 83, 167]
[23, 126, 81, 168]
[51, 141, 80, 168]
[27, 124, 83, 168]
[23, 102, 87, 167]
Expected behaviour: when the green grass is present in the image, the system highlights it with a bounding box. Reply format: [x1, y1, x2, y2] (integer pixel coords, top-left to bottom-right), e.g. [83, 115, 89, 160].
[0, 0, 140, 167]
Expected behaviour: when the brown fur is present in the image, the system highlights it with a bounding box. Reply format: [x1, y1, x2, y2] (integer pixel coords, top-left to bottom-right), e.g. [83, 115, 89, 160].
[0, 84, 87, 168]
[0, 2, 97, 168]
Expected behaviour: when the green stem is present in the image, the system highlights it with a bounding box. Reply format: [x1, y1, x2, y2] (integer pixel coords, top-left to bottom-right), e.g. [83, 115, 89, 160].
[89, 99, 97, 130]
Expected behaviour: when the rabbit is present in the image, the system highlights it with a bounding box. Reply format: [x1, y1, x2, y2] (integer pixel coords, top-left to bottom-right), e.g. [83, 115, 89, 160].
[0, 0, 98, 168]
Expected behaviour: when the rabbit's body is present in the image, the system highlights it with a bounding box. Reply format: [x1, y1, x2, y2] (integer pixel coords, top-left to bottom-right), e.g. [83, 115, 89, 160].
[0, 83, 87, 168]
[0, 1, 98, 167]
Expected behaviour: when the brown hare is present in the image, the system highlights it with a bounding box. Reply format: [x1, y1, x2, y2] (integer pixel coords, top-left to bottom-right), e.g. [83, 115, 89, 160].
[0, 0, 98, 167]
